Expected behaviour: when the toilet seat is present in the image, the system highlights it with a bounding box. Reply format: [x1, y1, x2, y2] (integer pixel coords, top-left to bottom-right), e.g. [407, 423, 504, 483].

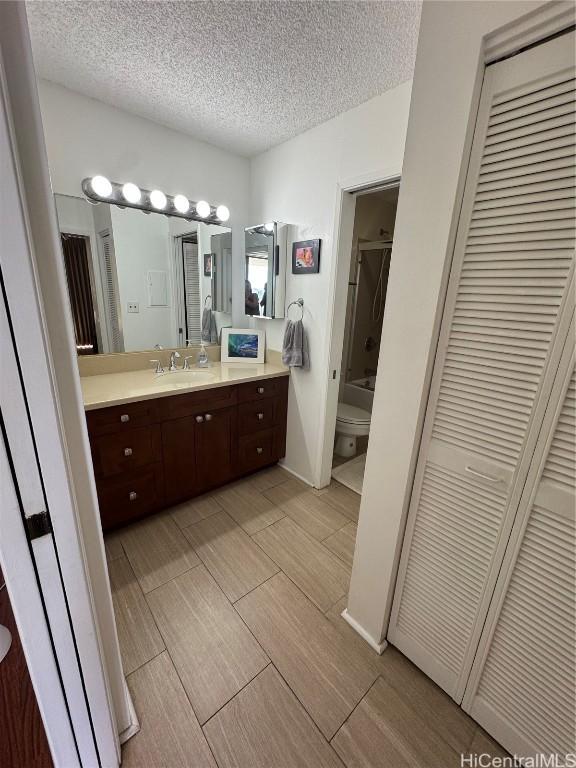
[336, 403, 371, 425]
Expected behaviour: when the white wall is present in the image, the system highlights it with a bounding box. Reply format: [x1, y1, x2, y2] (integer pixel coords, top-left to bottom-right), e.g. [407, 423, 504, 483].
[250, 81, 412, 483]
[347, 0, 554, 648]
[37, 79, 250, 324]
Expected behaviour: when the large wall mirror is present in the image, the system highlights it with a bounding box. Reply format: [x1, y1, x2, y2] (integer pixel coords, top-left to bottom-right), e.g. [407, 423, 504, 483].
[55, 194, 232, 354]
[244, 222, 288, 319]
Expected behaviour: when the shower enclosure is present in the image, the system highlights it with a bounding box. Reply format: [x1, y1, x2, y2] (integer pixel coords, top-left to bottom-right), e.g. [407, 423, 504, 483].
[343, 240, 392, 385]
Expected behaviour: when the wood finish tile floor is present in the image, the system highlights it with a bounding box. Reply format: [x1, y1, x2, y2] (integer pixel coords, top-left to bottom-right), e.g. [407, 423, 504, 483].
[106, 467, 508, 768]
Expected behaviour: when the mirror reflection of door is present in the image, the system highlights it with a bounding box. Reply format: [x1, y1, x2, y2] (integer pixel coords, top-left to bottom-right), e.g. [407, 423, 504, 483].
[181, 236, 202, 345]
[60, 233, 100, 354]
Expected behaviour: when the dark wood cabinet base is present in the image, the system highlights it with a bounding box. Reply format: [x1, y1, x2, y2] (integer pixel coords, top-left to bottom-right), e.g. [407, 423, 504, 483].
[86, 376, 289, 531]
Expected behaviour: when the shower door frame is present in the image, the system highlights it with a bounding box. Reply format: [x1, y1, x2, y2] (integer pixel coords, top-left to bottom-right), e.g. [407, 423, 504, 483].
[344, 239, 393, 383]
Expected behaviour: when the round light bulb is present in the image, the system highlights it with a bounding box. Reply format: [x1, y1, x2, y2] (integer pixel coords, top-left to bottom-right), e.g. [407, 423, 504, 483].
[196, 200, 211, 218]
[150, 189, 167, 210]
[91, 175, 112, 198]
[122, 182, 141, 204]
[216, 205, 230, 222]
[264, 222, 274, 232]
[173, 194, 190, 214]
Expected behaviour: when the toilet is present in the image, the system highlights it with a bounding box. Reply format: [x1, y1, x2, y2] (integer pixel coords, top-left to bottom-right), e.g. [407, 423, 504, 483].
[334, 402, 371, 458]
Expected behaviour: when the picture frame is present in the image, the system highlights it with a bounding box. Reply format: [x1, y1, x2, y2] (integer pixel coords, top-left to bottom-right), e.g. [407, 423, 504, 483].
[292, 239, 321, 274]
[203, 252, 214, 277]
[221, 328, 265, 364]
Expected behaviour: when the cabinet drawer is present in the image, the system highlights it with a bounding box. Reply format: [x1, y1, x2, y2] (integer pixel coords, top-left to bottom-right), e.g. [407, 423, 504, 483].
[238, 430, 275, 474]
[92, 425, 161, 478]
[87, 399, 161, 437]
[161, 385, 237, 421]
[238, 398, 277, 435]
[237, 377, 286, 403]
[97, 464, 164, 531]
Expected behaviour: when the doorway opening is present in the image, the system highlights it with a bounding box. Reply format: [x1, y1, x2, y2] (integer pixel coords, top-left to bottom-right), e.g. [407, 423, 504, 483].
[330, 183, 400, 494]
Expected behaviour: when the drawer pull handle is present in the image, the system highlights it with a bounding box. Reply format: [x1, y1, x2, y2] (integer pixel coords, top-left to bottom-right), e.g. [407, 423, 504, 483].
[257, 412, 264, 420]
[465, 465, 502, 483]
[257, 386, 265, 394]
[195, 415, 204, 423]
[129, 491, 138, 501]
[120, 414, 130, 423]
[205, 413, 213, 421]
[256, 447, 263, 455]
[124, 447, 133, 457]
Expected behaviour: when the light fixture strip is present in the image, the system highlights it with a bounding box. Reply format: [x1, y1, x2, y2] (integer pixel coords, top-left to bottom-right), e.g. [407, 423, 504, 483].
[81, 178, 230, 223]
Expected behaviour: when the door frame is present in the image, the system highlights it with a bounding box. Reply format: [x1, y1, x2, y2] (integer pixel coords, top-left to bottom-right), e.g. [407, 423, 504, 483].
[316, 173, 400, 489]
[0, 3, 134, 764]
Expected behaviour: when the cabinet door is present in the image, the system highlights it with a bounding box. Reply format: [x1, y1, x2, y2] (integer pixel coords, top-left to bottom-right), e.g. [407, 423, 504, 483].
[388, 31, 575, 699]
[162, 415, 198, 505]
[195, 406, 235, 492]
[462, 344, 575, 758]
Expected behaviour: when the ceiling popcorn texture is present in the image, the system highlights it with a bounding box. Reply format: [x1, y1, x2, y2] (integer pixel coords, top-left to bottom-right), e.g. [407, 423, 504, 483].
[26, 0, 422, 157]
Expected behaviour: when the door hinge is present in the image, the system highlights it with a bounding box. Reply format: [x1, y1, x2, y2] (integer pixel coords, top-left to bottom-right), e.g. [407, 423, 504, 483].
[25, 511, 53, 540]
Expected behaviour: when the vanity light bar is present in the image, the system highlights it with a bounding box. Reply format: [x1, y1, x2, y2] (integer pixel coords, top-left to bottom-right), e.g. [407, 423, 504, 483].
[81, 177, 230, 223]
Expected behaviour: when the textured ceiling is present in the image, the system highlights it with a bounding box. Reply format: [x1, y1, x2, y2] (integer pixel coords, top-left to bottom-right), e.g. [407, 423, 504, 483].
[26, 1, 422, 157]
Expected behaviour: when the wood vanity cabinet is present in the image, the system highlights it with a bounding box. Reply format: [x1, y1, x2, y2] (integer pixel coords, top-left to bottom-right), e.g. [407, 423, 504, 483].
[86, 376, 288, 530]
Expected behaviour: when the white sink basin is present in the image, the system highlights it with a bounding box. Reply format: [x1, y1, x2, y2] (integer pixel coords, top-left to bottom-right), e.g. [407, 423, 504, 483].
[154, 370, 216, 387]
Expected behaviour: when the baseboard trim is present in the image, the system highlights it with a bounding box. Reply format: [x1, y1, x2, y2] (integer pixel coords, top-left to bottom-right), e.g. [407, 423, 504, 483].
[119, 679, 140, 745]
[278, 461, 314, 487]
[341, 609, 388, 655]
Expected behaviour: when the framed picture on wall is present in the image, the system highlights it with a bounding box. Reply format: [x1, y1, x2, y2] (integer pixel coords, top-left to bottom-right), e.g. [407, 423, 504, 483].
[221, 328, 265, 364]
[292, 239, 321, 274]
[203, 252, 214, 276]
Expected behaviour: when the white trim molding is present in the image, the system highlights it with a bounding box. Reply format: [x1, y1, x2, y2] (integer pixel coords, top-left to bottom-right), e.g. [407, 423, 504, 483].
[341, 609, 388, 655]
[484, 0, 576, 63]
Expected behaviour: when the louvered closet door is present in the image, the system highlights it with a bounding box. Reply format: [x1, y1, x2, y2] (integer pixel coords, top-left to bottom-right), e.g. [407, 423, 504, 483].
[183, 241, 202, 344]
[462, 337, 575, 758]
[388, 30, 575, 700]
[99, 230, 124, 352]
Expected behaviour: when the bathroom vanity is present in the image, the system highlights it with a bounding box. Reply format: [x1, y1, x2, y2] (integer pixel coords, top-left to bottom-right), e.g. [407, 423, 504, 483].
[83, 365, 289, 530]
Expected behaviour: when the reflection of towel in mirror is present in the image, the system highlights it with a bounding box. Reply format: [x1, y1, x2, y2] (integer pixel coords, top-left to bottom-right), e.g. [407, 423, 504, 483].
[201, 308, 218, 343]
[282, 319, 309, 369]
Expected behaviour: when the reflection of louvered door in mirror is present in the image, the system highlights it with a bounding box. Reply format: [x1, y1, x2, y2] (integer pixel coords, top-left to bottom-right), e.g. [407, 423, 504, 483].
[387, 29, 575, 701]
[462, 345, 575, 759]
[98, 229, 124, 352]
[183, 239, 201, 344]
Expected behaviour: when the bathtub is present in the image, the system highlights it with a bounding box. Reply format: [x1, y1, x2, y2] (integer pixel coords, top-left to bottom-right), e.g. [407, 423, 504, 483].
[341, 375, 376, 413]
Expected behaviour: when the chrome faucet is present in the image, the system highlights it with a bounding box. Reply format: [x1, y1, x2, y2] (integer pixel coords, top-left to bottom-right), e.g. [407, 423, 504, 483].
[169, 351, 181, 371]
[150, 359, 164, 374]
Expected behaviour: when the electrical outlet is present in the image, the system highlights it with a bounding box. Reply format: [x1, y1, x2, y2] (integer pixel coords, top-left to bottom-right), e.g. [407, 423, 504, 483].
[127, 302, 139, 313]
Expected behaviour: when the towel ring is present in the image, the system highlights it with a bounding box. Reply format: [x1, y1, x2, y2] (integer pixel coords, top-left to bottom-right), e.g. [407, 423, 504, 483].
[286, 298, 304, 320]
[204, 295, 212, 308]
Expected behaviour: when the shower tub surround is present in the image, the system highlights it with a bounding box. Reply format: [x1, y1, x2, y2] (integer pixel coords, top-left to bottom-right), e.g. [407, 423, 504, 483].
[341, 376, 376, 413]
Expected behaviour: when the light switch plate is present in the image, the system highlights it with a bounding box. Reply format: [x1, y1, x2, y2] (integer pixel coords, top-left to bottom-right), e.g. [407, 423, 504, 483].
[127, 302, 139, 313]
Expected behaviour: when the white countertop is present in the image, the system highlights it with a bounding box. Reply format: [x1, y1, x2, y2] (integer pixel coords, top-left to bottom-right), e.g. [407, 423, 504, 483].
[81, 363, 289, 410]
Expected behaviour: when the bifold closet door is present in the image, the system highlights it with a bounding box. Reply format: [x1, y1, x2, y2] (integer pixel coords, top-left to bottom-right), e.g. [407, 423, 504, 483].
[461, 334, 575, 758]
[387, 29, 575, 701]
